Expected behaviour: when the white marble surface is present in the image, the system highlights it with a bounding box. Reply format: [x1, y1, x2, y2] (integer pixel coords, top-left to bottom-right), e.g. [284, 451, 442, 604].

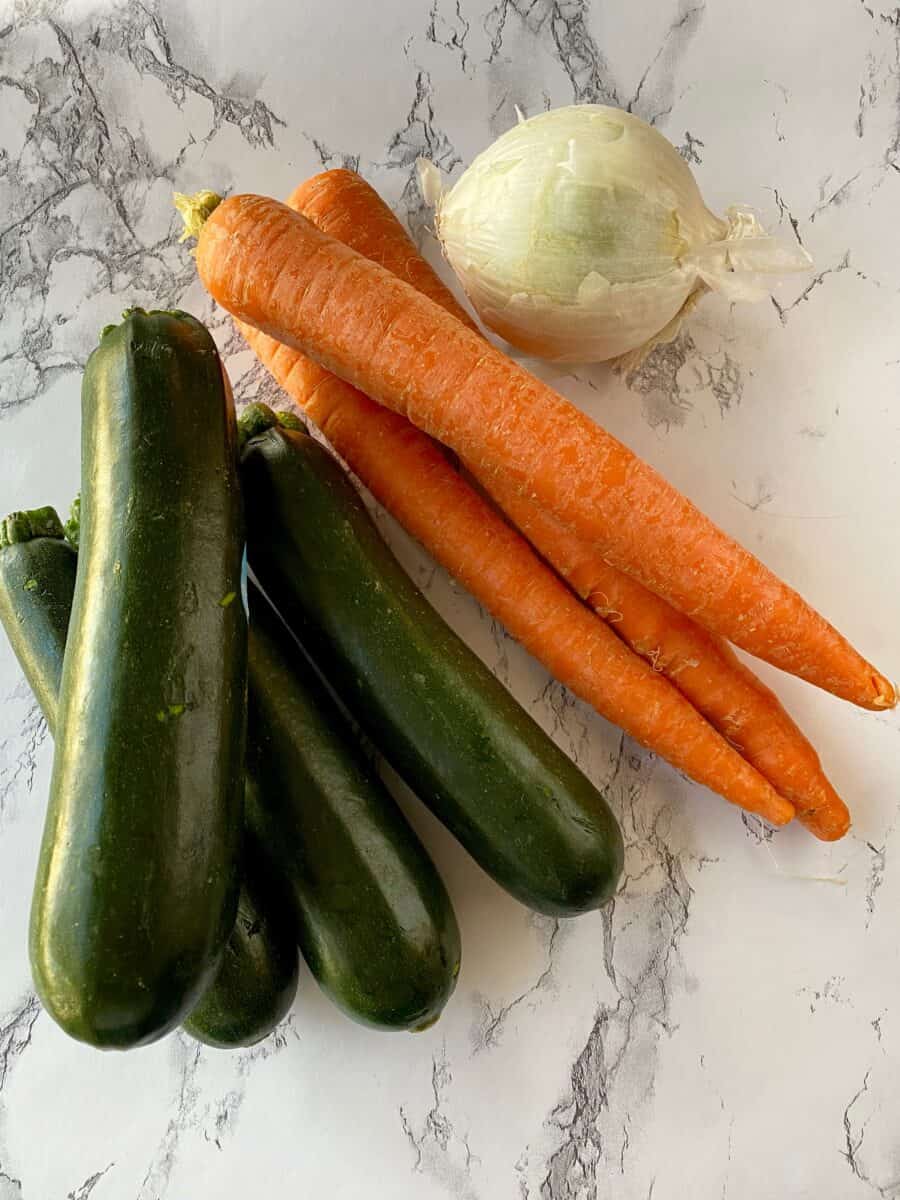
[1, 1, 899, 1196]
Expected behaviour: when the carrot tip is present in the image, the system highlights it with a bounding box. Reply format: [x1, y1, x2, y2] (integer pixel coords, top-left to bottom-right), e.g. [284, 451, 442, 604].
[807, 820, 851, 842]
[871, 675, 897, 710]
[771, 803, 797, 828]
[798, 803, 852, 841]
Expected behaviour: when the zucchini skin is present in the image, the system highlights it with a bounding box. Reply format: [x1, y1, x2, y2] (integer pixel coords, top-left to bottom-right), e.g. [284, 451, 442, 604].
[1, 508, 296, 1051]
[245, 582, 460, 1031]
[183, 825, 299, 1049]
[241, 419, 624, 917]
[0, 510, 76, 735]
[30, 310, 247, 1049]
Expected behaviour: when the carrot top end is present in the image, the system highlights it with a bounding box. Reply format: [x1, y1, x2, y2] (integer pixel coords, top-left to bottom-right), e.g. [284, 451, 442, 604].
[173, 189, 223, 244]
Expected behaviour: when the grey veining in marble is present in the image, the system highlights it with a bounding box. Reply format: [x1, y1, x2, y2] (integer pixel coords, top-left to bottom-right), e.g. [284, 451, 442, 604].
[0, 1, 899, 1197]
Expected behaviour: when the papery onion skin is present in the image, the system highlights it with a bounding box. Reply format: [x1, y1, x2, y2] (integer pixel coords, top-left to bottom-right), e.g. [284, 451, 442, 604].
[428, 105, 731, 364]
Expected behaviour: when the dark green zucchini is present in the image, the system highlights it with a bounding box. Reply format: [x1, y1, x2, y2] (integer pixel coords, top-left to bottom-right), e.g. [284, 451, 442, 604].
[244, 581, 460, 1030]
[240, 405, 624, 918]
[30, 310, 247, 1049]
[0, 508, 76, 735]
[183, 825, 299, 1048]
[0, 506, 298, 1050]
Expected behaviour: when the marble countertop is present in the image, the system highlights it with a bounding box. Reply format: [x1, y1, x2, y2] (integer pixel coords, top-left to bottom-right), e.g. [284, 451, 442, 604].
[1, 1, 899, 1197]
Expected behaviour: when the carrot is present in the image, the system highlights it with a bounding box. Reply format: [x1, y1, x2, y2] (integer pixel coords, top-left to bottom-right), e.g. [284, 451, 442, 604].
[287, 172, 479, 329]
[285, 172, 850, 839]
[191, 191, 894, 713]
[175, 192, 789, 824]
[488, 477, 851, 839]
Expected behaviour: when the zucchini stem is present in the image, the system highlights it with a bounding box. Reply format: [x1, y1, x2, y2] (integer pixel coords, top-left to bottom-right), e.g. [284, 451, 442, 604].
[0, 507, 65, 550]
[64, 496, 81, 550]
[276, 410, 304, 433]
[237, 403, 306, 453]
[238, 402, 280, 449]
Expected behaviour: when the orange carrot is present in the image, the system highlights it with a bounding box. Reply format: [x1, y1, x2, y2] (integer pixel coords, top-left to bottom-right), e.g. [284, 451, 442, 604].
[488, 479, 851, 839]
[287, 172, 479, 330]
[176, 196, 790, 824]
[193, 192, 894, 713]
[287, 171, 849, 839]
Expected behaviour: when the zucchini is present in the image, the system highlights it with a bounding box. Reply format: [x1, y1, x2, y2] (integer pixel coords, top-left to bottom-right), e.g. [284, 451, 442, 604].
[2, 505, 297, 1049]
[246, 580, 459, 1030]
[183, 825, 299, 1048]
[240, 406, 623, 917]
[0, 508, 76, 735]
[30, 310, 247, 1049]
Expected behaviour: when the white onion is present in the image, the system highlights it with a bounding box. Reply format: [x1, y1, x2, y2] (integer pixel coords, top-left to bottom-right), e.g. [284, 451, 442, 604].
[418, 105, 811, 367]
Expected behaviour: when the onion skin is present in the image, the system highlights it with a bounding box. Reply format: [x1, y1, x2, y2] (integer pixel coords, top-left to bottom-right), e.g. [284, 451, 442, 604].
[424, 104, 779, 365]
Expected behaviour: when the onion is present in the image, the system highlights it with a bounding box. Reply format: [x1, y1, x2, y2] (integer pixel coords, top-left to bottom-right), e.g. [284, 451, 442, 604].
[418, 105, 811, 367]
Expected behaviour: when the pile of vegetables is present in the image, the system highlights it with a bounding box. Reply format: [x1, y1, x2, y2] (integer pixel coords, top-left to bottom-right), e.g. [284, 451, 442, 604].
[1, 310, 622, 1050]
[184, 166, 892, 836]
[1, 107, 893, 1052]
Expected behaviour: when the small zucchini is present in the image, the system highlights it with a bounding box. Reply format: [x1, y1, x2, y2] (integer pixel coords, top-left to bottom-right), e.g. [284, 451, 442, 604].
[30, 310, 247, 1048]
[239, 405, 624, 917]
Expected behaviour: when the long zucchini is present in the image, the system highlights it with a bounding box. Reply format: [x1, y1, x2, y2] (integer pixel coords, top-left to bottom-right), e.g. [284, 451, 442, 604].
[245, 581, 460, 1030]
[240, 405, 624, 917]
[30, 311, 247, 1048]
